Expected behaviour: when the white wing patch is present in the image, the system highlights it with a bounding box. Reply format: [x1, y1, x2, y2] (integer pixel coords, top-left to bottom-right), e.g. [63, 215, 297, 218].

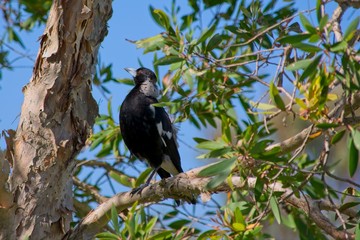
[164, 131, 172, 139]
[156, 122, 167, 146]
[156, 121, 173, 147]
[161, 154, 180, 176]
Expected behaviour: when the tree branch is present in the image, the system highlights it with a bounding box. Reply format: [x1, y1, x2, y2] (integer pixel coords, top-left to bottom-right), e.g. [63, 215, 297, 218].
[73, 177, 108, 203]
[327, 3, 348, 42]
[65, 164, 356, 240]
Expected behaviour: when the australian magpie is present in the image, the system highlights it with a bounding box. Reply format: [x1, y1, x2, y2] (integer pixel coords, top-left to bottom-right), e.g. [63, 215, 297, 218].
[120, 67, 195, 204]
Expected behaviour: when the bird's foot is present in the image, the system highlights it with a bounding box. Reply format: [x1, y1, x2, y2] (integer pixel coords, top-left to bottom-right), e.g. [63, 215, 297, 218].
[130, 183, 149, 196]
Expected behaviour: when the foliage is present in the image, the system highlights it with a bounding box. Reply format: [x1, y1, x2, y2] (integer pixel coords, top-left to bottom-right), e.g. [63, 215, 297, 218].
[96, 203, 197, 240]
[2, 0, 360, 239]
[91, 0, 360, 238]
[0, 0, 51, 80]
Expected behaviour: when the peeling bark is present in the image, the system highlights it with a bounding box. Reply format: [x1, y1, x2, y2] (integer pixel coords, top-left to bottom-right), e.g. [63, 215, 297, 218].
[3, 1, 112, 239]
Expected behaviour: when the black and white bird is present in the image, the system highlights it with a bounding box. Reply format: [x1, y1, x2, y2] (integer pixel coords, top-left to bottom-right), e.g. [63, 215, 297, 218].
[120, 67, 195, 204]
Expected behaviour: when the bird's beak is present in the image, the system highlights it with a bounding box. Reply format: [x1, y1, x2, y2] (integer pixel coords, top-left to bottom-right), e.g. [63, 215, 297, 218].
[124, 68, 137, 78]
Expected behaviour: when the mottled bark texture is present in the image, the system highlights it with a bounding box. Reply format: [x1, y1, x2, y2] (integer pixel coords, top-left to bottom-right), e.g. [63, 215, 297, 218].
[1, 0, 112, 239]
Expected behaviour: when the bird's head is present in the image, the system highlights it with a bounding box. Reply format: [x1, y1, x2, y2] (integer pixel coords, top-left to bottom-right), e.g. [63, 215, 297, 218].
[125, 67, 159, 97]
[125, 67, 157, 85]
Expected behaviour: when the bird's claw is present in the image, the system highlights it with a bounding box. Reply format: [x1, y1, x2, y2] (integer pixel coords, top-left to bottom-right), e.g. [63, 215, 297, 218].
[130, 183, 149, 196]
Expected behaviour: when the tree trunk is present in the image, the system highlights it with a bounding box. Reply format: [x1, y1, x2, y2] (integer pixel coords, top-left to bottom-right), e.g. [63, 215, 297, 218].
[1, 0, 112, 239]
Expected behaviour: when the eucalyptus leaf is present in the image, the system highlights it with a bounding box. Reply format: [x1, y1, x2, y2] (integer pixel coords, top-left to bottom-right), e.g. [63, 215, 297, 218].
[198, 158, 236, 177]
[206, 33, 222, 51]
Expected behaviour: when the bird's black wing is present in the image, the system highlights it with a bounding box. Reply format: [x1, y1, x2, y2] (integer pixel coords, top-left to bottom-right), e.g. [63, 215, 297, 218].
[154, 105, 183, 174]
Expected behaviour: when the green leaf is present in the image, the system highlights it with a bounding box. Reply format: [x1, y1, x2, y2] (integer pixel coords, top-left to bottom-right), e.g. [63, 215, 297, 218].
[299, 13, 316, 33]
[349, 137, 359, 177]
[7, 28, 25, 49]
[270, 196, 282, 224]
[149, 6, 163, 28]
[282, 213, 296, 230]
[198, 158, 236, 177]
[250, 101, 276, 110]
[153, 9, 171, 30]
[163, 210, 178, 220]
[232, 222, 246, 232]
[154, 56, 184, 66]
[234, 207, 245, 224]
[254, 178, 264, 202]
[168, 219, 190, 229]
[145, 216, 158, 233]
[319, 14, 329, 31]
[330, 41, 348, 53]
[91, 132, 107, 150]
[111, 204, 120, 233]
[355, 223, 360, 240]
[299, 54, 322, 82]
[110, 171, 131, 187]
[96, 143, 112, 158]
[292, 43, 322, 53]
[343, 17, 360, 42]
[126, 204, 137, 237]
[331, 130, 346, 145]
[96, 232, 120, 239]
[207, 147, 233, 158]
[308, 34, 321, 42]
[135, 168, 152, 187]
[277, 33, 312, 44]
[351, 129, 360, 150]
[338, 202, 360, 212]
[151, 102, 173, 107]
[135, 34, 164, 54]
[269, 81, 286, 111]
[206, 33, 222, 51]
[206, 172, 229, 189]
[116, 78, 134, 86]
[287, 22, 302, 33]
[286, 59, 312, 71]
[197, 24, 217, 45]
[196, 139, 227, 150]
[316, 0, 321, 23]
[193, 137, 210, 143]
[295, 97, 307, 109]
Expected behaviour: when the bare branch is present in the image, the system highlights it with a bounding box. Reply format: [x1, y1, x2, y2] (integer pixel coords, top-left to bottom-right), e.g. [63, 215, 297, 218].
[327, 3, 348, 42]
[335, 0, 360, 9]
[73, 177, 108, 203]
